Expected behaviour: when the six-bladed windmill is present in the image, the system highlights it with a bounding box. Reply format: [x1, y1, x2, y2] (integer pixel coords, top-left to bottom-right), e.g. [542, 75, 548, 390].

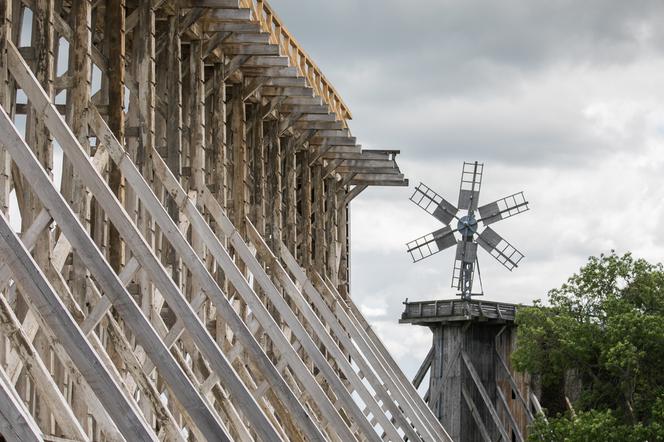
[406, 161, 529, 300]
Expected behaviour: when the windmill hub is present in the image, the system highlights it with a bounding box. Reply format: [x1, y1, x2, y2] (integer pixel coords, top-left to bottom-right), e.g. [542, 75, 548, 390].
[457, 214, 478, 237]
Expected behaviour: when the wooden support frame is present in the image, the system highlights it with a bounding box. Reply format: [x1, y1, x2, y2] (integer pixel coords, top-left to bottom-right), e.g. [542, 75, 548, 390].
[0, 0, 418, 439]
[4, 41, 232, 441]
[0, 208, 157, 441]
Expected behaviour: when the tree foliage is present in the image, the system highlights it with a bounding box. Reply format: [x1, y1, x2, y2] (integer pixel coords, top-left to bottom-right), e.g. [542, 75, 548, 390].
[513, 252, 664, 441]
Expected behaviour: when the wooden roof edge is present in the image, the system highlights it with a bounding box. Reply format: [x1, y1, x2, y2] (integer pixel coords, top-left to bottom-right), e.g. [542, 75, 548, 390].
[241, 0, 353, 121]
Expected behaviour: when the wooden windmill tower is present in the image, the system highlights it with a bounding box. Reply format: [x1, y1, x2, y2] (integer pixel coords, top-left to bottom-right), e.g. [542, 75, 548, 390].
[401, 162, 540, 441]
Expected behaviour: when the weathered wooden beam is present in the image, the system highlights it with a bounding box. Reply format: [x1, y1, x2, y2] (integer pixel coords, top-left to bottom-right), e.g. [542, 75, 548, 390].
[202, 21, 261, 33]
[283, 135, 297, 256]
[105, 0, 125, 273]
[206, 7, 251, 21]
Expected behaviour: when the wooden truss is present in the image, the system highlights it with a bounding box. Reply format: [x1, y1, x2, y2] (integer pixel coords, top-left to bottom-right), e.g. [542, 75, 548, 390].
[0, 0, 450, 440]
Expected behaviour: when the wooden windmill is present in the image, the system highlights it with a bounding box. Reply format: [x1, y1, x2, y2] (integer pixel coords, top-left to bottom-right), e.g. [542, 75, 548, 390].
[401, 162, 541, 442]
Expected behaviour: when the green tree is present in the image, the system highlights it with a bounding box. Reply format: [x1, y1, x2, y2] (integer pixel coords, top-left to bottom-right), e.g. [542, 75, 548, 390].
[512, 252, 664, 441]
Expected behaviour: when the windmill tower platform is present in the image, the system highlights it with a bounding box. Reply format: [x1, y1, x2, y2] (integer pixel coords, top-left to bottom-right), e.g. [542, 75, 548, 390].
[400, 299, 537, 442]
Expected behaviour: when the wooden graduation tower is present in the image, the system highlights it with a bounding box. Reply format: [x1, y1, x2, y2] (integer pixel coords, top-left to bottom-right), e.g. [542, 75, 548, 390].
[0, 1, 452, 441]
[402, 163, 539, 442]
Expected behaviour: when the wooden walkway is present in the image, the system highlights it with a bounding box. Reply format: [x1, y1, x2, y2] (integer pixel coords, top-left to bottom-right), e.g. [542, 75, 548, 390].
[0, 0, 449, 441]
[401, 299, 518, 324]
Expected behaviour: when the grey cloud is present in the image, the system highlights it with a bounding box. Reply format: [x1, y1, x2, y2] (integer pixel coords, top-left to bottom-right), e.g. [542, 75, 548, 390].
[271, 0, 664, 101]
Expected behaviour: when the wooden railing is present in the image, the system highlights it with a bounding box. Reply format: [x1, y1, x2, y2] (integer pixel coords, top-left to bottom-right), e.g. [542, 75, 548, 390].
[240, 0, 352, 121]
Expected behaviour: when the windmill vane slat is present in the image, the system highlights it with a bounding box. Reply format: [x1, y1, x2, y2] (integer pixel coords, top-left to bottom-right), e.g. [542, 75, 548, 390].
[0, 1, 452, 440]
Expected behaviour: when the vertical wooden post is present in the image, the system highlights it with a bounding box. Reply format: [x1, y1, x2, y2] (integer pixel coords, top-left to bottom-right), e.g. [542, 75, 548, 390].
[63, 0, 92, 431]
[23, 0, 54, 244]
[135, 0, 156, 323]
[188, 39, 206, 373]
[211, 64, 227, 212]
[250, 106, 265, 236]
[300, 148, 312, 269]
[312, 162, 324, 273]
[337, 187, 349, 298]
[62, 0, 91, 304]
[265, 120, 281, 249]
[230, 82, 247, 318]
[283, 135, 297, 257]
[231, 83, 247, 235]
[105, 0, 125, 272]
[166, 12, 182, 286]
[325, 177, 338, 286]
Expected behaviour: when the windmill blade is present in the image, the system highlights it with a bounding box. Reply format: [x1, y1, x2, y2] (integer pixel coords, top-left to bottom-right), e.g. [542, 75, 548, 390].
[478, 191, 529, 226]
[458, 161, 483, 211]
[450, 241, 477, 290]
[477, 227, 524, 271]
[406, 226, 457, 262]
[409, 182, 459, 225]
[455, 240, 477, 264]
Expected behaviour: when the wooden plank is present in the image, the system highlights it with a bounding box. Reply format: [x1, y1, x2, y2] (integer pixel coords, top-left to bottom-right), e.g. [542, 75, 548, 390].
[0, 209, 157, 441]
[206, 7, 251, 21]
[221, 43, 279, 55]
[5, 40, 231, 442]
[203, 21, 261, 33]
[262, 85, 313, 96]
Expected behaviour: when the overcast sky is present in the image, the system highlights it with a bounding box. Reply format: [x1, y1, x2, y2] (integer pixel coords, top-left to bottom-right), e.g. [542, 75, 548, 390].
[270, 0, 664, 377]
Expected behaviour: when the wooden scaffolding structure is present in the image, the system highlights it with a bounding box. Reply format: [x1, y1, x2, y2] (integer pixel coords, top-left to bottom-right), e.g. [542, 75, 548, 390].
[0, 0, 451, 441]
